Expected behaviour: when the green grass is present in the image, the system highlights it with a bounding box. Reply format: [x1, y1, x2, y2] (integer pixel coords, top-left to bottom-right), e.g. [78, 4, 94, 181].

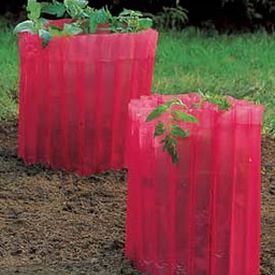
[0, 20, 274, 133]
[153, 29, 275, 134]
[0, 19, 18, 120]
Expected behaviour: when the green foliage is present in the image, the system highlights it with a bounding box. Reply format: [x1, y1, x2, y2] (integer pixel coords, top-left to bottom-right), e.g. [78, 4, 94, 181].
[147, 4, 188, 30]
[154, 121, 166, 137]
[38, 29, 51, 47]
[161, 134, 179, 164]
[111, 9, 153, 33]
[146, 95, 231, 164]
[14, 1, 49, 44]
[63, 22, 83, 35]
[88, 7, 112, 33]
[146, 98, 198, 164]
[172, 110, 198, 123]
[27, 0, 42, 21]
[41, 0, 66, 18]
[38, 22, 83, 46]
[89, 15, 97, 33]
[13, 0, 153, 47]
[13, 20, 36, 34]
[199, 92, 231, 111]
[171, 124, 189, 138]
[146, 103, 170, 122]
[48, 25, 64, 36]
[94, 7, 112, 24]
[64, 0, 90, 19]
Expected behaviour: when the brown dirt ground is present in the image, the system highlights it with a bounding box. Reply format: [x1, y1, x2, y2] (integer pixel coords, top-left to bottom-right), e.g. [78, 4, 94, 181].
[0, 121, 274, 275]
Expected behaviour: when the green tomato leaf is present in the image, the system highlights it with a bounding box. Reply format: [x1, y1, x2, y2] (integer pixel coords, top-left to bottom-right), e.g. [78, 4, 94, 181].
[161, 135, 179, 164]
[48, 25, 64, 36]
[39, 29, 52, 48]
[64, 0, 88, 12]
[64, 0, 89, 18]
[119, 9, 142, 18]
[139, 18, 153, 29]
[89, 15, 97, 33]
[174, 98, 186, 106]
[13, 20, 36, 34]
[64, 0, 88, 8]
[74, 0, 89, 8]
[171, 125, 190, 139]
[41, 0, 66, 18]
[38, 18, 48, 25]
[63, 23, 83, 36]
[146, 104, 169, 122]
[34, 18, 49, 30]
[27, 0, 41, 21]
[165, 99, 177, 108]
[172, 110, 198, 123]
[95, 8, 111, 24]
[154, 121, 166, 137]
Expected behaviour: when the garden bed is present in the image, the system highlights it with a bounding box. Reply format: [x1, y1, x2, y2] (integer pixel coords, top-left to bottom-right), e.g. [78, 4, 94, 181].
[0, 121, 274, 275]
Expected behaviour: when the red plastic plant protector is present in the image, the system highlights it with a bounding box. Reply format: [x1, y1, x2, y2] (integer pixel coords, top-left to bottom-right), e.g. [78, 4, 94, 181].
[126, 94, 264, 275]
[18, 22, 158, 175]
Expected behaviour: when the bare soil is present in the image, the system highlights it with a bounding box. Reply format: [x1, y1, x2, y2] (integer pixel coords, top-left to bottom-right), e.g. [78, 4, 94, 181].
[0, 122, 274, 275]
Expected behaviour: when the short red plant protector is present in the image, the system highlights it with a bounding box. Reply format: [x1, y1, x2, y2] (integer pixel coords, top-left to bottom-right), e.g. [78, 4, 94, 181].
[18, 23, 158, 175]
[126, 94, 264, 275]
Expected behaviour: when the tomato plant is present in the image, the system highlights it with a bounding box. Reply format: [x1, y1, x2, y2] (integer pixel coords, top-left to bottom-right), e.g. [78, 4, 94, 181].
[14, 0, 153, 47]
[146, 93, 231, 164]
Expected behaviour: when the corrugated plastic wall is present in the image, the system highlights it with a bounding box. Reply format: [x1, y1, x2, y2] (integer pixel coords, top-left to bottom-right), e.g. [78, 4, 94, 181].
[18, 26, 158, 175]
[126, 94, 263, 275]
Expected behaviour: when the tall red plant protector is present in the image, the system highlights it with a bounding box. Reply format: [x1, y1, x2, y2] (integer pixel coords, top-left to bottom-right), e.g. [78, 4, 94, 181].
[126, 94, 264, 275]
[18, 23, 158, 175]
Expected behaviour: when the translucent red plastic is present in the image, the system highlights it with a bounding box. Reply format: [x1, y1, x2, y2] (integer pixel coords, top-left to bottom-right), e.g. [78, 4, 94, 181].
[126, 93, 264, 275]
[18, 25, 158, 175]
